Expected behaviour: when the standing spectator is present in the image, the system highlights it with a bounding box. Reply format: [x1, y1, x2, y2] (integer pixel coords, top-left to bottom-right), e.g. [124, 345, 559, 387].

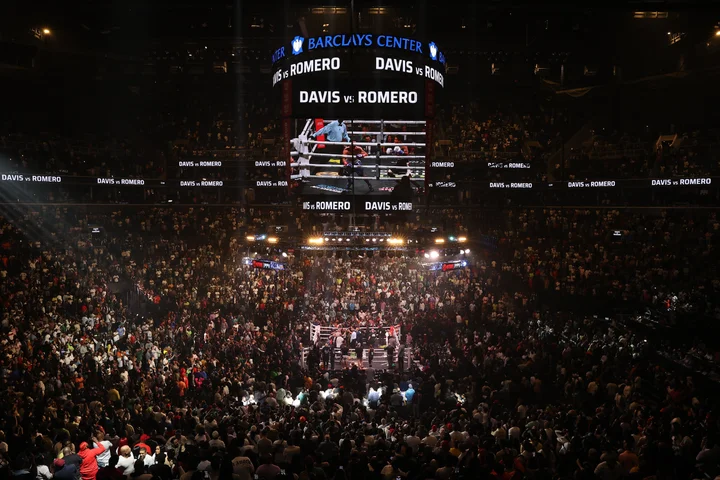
[255, 454, 281, 480]
[77, 440, 106, 480]
[60, 448, 82, 473]
[53, 459, 78, 480]
[115, 447, 134, 476]
[36, 457, 53, 480]
[95, 433, 113, 469]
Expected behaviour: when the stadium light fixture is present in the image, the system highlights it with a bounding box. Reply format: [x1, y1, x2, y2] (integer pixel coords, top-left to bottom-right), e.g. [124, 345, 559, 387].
[429, 250, 440, 259]
[388, 238, 403, 245]
[308, 237, 324, 245]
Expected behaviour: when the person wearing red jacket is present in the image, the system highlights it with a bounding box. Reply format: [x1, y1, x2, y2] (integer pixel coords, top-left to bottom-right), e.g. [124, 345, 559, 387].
[78, 438, 106, 480]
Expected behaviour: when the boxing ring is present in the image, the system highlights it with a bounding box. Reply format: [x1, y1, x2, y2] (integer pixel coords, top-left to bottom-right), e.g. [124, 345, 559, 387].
[290, 119, 426, 195]
[301, 323, 407, 370]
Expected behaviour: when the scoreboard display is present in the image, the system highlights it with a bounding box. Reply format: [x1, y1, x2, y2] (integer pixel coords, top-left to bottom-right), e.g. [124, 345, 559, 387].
[272, 32, 445, 212]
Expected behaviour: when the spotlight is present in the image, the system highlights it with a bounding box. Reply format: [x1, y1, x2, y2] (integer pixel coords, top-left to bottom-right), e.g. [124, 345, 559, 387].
[246, 235, 256, 242]
[424, 253, 430, 259]
[308, 237, 324, 245]
[429, 250, 440, 259]
[458, 236, 467, 242]
[464, 249, 471, 254]
[267, 237, 278, 244]
[324, 237, 329, 242]
[372, 238, 377, 242]
[281, 252, 288, 257]
[42, 28, 51, 35]
[435, 238, 445, 244]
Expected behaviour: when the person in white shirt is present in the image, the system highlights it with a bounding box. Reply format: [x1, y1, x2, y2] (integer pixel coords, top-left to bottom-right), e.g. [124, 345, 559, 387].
[405, 433, 421, 453]
[95, 436, 114, 467]
[116, 446, 135, 475]
[36, 463, 52, 480]
[139, 447, 155, 467]
[422, 430, 438, 448]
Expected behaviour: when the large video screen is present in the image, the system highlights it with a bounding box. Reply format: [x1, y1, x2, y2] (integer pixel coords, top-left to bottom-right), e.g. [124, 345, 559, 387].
[273, 32, 444, 213]
[290, 118, 426, 198]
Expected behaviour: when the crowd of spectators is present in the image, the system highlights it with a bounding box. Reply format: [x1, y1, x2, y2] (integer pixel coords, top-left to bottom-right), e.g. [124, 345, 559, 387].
[558, 129, 720, 182]
[440, 105, 524, 156]
[1, 52, 720, 480]
[1, 202, 719, 480]
[485, 208, 720, 317]
[0, 135, 164, 179]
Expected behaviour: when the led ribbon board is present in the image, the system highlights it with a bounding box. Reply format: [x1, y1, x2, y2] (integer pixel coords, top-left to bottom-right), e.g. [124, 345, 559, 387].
[426, 260, 467, 271]
[251, 259, 288, 271]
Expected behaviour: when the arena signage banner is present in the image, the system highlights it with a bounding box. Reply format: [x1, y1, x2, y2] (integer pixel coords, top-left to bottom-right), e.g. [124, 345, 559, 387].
[290, 78, 425, 118]
[178, 161, 223, 167]
[0, 174, 62, 183]
[0, 175, 715, 191]
[251, 259, 288, 271]
[488, 162, 531, 169]
[425, 260, 468, 271]
[300, 196, 413, 213]
[272, 34, 445, 65]
[272, 53, 445, 88]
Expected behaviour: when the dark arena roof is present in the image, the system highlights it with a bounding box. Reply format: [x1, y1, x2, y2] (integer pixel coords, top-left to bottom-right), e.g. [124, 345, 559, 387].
[1, 1, 720, 479]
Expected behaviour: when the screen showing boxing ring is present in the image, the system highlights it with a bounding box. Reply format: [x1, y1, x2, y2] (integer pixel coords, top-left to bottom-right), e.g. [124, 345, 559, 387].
[273, 33, 444, 213]
[290, 119, 426, 198]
